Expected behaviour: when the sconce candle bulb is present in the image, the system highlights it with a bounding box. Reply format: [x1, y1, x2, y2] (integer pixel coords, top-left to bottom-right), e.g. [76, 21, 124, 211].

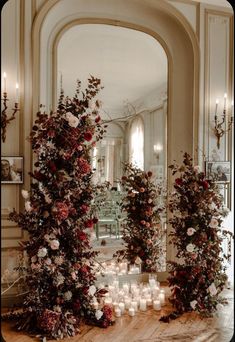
[1, 74, 20, 142]
[3, 72, 7, 93]
[213, 94, 233, 149]
[16, 83, 19, 103]
[223, 93, 227, 111]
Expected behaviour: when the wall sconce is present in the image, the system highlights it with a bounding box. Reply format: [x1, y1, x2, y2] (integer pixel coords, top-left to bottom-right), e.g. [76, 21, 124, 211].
[1, 72, 20, 143]
[213, 93, 233, 149]
[154, 144, 162, 162]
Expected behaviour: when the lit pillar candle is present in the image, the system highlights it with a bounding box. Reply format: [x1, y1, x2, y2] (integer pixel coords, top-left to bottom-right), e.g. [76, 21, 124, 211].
[139, 298, 147, 311]
[119, 302, 125, 314]
[115, 307, 121, 317]
[124, 297, 131, 309]
[128, 307, 135, 317]
[3, 72, 7, 93]
[123, 283, 129, 295]
[15, 83, 19, 103]
[131, 301, 138, 311]
[215, 99, 219, 118]
[104, 297, 112, 305]
[153, 299, 161, 311]
[224, 93, 227, 111]
[159, 292, 165, 306]
[113, 302, 119, 310]
[149, 278, 156, 288]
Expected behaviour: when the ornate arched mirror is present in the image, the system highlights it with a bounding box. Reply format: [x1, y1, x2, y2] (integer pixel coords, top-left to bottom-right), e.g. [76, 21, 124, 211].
[56, 23, 168, 277]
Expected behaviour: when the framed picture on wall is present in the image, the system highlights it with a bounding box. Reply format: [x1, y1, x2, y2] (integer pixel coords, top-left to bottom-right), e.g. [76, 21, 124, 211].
[205, 161, 231, 183]
[1, 157, 24, 184]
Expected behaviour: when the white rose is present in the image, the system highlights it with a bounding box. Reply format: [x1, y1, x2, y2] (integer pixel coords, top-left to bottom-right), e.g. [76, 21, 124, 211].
[50, 239, 60, 250]
[186, 243, 195, 253]
[37, 247, 48, 258]
[209, 218, 219, 228]
[190, 300, 197, 310]
[95, 309, 103, 320]
[21, 189, 29, 199]
[65, 112, 79, 128]
[64, 291, 73, 301]
[187, 227, 196, 236]
[25, 201, 32, 212]
[208, 283, 217, 296]
[88, 285, 97, 296]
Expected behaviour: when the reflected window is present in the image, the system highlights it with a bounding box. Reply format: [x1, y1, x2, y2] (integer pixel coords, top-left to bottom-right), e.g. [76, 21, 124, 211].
[129, 117, 144, 170]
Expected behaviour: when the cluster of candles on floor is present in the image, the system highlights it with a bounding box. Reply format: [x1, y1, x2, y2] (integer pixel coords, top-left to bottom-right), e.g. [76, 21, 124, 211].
[93, 275, 166, 318]
[95, 261, 141, 276]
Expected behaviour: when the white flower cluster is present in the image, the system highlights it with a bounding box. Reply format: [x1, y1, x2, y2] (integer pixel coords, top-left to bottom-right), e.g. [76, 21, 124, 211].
[64, 112, 79, 128]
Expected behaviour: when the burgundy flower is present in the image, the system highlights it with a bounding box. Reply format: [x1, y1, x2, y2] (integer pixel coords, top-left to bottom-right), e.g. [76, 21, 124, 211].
[37, 309, 60, 333]
[202, 180, 209, 189]
[77, 231, 87, 241]
[93, 217, 98, 224]
[73, 300, 81, 312]
[175, 178, 183, 186]
[48, 130, 56, 138]
[95, 115, 101, 123]
[85, 219, 94, 228]
[81, 204, 89, 213]
[53, 202, 69, 221]
[84, 131, 93, 141]
[77, 158, 91, 175]
[47, 161, 57, 172]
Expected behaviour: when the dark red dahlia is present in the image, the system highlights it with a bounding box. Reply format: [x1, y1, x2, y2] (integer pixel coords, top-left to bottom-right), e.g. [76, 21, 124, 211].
[84, 131, 93, 141]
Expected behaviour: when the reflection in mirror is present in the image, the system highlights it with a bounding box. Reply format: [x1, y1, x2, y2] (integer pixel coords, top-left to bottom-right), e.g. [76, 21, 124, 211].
[57, 23, 168, 275]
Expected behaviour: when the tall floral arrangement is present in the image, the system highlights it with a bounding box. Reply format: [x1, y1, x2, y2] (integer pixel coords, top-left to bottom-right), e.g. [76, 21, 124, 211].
[114, 163, 165, 272]
[165, 152, 232, 319]
[5, 77, 113, 339]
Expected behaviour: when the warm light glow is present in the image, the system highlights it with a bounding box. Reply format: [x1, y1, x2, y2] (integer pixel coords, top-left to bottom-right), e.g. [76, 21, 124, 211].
[3, 72, 7, 93]
[224, 93, 227, 98]
[232, 100, 234, 106]
[154, 144, 162, 153]
[130, 118, 144, 170]
[216, 99, 219, 104]
[16, 83, 19, 89]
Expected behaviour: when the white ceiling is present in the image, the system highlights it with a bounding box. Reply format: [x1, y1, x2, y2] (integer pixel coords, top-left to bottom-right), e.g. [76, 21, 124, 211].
[57, 24, 167, 118]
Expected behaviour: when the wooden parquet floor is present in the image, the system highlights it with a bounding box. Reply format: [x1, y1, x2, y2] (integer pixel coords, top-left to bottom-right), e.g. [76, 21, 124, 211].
[1, 288, 234, 342]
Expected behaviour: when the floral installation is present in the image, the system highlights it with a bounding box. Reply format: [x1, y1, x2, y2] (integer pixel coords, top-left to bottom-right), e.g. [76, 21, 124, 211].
[114, 162, 165, 272]
[160, 152, 233, 322]
[3, 77, 114, 339]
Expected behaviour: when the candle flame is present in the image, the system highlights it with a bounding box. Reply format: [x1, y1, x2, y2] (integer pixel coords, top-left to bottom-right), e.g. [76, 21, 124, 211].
[224, 93, 227, 98]
[216, 99, 219, 104]
[16, 83, 19, 89]
[3, 72, 6, 78]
